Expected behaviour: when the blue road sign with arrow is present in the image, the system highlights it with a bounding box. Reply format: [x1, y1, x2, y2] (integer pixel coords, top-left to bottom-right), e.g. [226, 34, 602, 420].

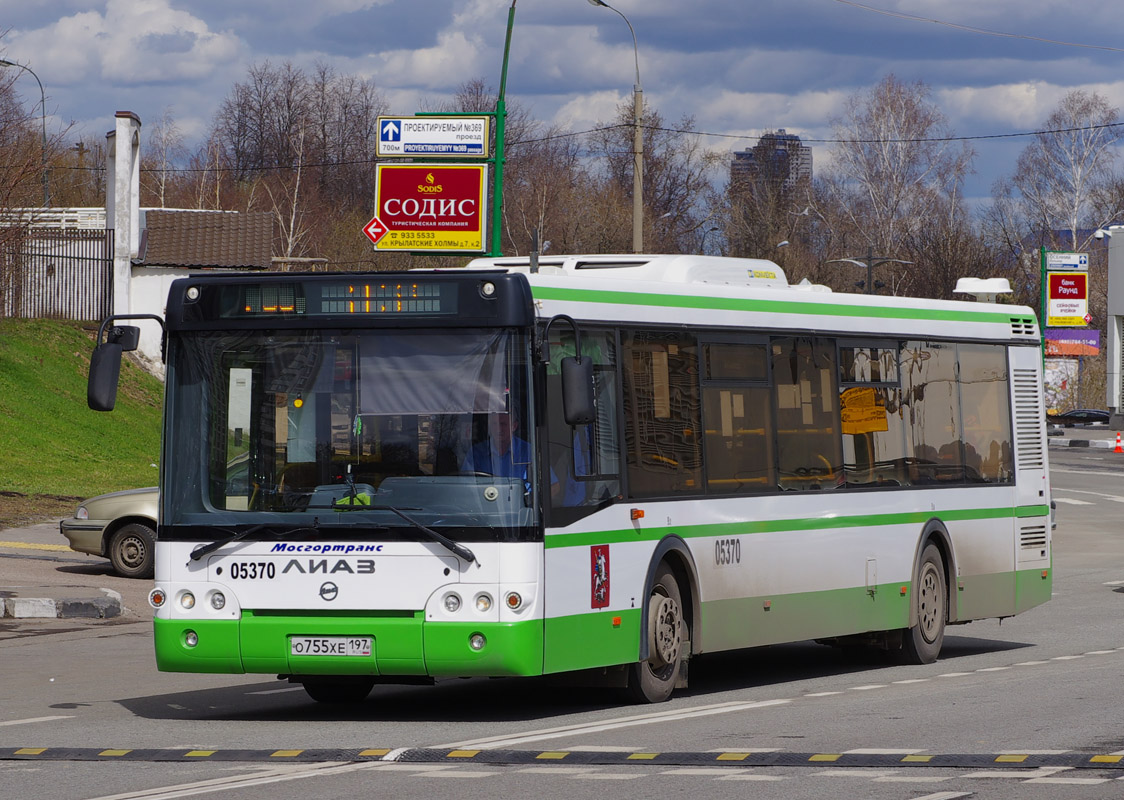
[376, 116, 489, 158]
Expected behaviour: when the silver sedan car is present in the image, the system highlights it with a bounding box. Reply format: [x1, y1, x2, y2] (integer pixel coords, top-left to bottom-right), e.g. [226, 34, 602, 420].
[59, 488, 158, 579]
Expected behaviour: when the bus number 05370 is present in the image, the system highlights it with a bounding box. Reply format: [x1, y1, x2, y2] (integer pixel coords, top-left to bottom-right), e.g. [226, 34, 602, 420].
[715, 538, 741, 566]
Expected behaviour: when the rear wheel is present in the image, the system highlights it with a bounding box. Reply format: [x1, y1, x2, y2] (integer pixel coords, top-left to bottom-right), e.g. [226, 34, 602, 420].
[900, 543, 946, 664]
[108, 523, 155, 579]
[301, 677, 375, 704]
[626, 565, 684, 703]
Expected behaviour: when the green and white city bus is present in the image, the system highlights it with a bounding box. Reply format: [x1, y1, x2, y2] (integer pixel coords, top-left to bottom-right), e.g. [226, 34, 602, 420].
[87, 254, 1052, 704]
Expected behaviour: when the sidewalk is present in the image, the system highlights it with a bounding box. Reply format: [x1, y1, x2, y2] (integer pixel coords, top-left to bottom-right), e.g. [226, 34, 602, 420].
[0, 520, 124, 619]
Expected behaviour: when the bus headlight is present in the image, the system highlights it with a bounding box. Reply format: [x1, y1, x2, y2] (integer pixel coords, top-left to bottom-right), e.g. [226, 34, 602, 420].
[443, 592, 462, 613]
[184, 630, 199, 648]
[469, 633, 487, 651]
[474, 593, 493, 613]
[209, 592, 226, 610]
[180, 591, 196, 610]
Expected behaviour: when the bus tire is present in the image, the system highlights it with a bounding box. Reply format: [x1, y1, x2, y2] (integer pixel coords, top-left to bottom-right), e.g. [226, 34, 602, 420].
[901, 544, 946, 664]
[626, 564, 684, 703]
[109, 523, 155, 579]
[301, 677, 375, 704]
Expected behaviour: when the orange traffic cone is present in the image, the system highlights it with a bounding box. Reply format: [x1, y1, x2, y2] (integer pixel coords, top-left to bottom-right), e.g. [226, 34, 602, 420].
[1115, 433, 1122, 454]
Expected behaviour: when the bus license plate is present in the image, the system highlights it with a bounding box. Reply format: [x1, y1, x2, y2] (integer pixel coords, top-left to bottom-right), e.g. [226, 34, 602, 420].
[290, 636, 372, 657]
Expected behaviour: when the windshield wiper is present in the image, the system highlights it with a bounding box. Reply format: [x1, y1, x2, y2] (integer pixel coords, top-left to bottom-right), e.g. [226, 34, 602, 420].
[189, 523, 318, 561]
[331, 503, 476, 564]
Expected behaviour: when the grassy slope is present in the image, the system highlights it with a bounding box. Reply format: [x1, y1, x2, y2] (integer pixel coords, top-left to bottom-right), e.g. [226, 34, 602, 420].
[0, 319, 162, 497]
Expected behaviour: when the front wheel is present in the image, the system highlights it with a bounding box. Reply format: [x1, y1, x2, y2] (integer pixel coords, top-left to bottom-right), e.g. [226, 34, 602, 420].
[900, 543, 946, 664]
[301, 677, 375, 704]
[108, 523, 155, 579]
[626, 565, 685, 703]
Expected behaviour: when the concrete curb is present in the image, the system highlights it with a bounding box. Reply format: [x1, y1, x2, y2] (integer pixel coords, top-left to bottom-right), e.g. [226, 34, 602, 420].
[1048, 437, 1115, 449]
[2, 588, 122, 619]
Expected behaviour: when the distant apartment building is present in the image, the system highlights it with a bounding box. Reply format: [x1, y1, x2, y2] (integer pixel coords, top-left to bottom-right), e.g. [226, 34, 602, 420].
[730, 129, 812, 200]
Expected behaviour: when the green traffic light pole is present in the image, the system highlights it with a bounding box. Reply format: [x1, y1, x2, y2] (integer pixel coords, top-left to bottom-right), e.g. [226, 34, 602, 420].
[413, 0, 515, 258]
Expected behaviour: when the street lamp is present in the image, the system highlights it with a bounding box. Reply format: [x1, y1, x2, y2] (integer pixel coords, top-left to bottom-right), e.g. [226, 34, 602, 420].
[0, 59, 49, 206]
[827, 247, 912, 295]
[587, 0, 643, 253]
[491, 0, 519, 257]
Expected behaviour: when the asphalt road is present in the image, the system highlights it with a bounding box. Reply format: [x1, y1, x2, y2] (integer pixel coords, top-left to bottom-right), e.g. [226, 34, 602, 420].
[3, 437, 1124, 799]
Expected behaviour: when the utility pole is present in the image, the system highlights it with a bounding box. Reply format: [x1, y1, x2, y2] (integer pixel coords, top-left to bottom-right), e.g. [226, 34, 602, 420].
[828, 247, 912, 294]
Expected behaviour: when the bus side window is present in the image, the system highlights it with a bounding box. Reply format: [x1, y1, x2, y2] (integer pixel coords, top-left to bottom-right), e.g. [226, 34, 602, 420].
[544, 330, 620, 521]
[772, 337, 843, 491]
[839, 344, 908, 488]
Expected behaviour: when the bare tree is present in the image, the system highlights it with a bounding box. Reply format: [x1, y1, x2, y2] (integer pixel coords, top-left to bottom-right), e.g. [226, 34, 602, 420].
[823, 75, 973, 258]
[586, 102, 717, 253]
[1007, 90, 1121, 252]
[141, 107, 187, 208]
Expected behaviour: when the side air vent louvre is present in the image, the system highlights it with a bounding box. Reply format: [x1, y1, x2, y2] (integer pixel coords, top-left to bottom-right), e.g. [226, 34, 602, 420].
[1010, 317, 1037, 337]
[1019, 524, 1048, 550]
[1013, 368, 1044, 470]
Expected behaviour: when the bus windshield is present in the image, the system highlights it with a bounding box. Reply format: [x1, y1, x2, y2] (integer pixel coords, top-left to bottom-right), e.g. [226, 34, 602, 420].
[162, 327, 537, 541]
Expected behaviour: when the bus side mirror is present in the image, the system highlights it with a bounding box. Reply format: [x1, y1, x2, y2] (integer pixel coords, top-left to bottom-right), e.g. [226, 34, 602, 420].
[87, 324, 142, 412]
[88, 342, 124, 411]
[561, 356, 595, 426]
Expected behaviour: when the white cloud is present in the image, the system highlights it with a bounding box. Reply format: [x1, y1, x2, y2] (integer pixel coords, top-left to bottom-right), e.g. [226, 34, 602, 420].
[7, 0, 242, 86]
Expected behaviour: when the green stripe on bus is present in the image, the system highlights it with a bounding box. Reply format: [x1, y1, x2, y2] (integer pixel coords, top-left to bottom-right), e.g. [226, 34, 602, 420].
[545, 505, 1049, 550]
[532, 285, 1021, 325]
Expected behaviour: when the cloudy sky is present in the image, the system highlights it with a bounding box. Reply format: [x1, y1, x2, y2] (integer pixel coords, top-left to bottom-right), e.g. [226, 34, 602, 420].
[3, 0, 1123, 204]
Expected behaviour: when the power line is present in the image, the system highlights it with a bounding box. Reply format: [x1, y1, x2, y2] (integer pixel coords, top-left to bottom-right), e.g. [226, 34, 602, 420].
[53, 120, 1124, 175]
[833, 0, 1124, 53]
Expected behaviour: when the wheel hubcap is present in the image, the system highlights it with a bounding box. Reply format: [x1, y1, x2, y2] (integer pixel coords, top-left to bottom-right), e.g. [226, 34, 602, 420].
[648, 592, 682, 668]
[917, 563, 942, 643]
[120, 537, 146, 568]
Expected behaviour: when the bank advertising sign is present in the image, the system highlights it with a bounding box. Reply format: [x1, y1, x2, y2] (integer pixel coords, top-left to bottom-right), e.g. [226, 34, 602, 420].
[1047, 271, 1089, 327]
[369, 164, 488, 253]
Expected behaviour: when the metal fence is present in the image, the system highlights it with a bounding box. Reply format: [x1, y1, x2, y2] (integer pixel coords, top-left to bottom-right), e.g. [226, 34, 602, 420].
[0, 228, 113, 321]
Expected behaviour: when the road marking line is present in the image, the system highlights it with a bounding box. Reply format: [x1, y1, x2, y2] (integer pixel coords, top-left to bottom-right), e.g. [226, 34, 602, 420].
[849, 684, 888, 691]
[436, 698, 792, 750]
[0, 715, 74, 727]
[0, 541, 72, 552]
[246, 687, 304, 695]
[846, 748, 923, 754]
[1052, 498, 1094, 505]
[565, 745, 647, 752]
[81, 762, 372, 800]
[516, 767, 599, 774]
[1028, 777, 1111, 785]
[875, 778, 955, 785]
[716, 774, 786, 782]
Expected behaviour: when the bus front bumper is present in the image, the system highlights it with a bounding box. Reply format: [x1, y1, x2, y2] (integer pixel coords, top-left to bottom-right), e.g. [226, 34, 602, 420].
[153, 612, 544, 678]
